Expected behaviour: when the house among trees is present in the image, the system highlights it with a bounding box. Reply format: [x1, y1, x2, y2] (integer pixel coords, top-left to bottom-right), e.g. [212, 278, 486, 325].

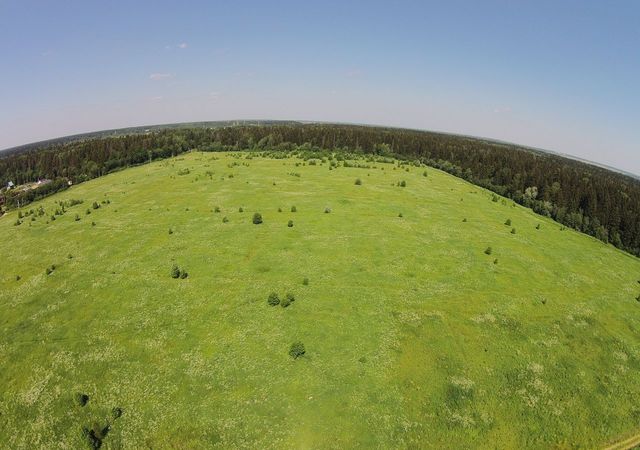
[6, 181, 14, 189]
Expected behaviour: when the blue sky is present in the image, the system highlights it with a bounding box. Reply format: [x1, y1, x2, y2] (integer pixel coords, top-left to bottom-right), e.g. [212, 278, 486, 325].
[1, 0, 638, 173]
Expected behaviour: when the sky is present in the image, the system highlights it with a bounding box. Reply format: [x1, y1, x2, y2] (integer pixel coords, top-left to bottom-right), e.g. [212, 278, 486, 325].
[0, 0, 639, 174]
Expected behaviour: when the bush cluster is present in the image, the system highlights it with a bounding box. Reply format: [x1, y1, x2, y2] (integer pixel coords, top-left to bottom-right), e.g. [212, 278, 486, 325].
[252, 212, 263, 224]
[289, 342, 306, 359]
[171, 264, 188, 279]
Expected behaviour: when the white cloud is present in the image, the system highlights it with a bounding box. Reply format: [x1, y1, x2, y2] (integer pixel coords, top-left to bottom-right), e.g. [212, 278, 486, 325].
[178, 43, 188, 49]
[150, 96, 163, 101]
[209, 91, 220, 100]
[149, 73, 174, 81]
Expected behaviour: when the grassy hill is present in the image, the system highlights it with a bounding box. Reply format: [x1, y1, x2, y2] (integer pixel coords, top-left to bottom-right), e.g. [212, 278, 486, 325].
[1, 151, 639, 449]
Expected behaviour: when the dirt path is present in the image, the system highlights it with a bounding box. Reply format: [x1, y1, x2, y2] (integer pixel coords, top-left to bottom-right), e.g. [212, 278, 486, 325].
[603, 432, 640, 450]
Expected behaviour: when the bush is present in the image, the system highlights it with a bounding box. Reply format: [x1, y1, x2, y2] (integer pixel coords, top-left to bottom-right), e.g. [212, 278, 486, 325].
[75, 392, 89, 407]
[355, 178, 362, 185]
[324, 207, 331, 214]
[45, 265, 55, 275]
[398, 212, 403, 218]
[511, 228, 516, 234]
[291, 206, 297, 212]
[74, 214, 80, 221]
[16, 275, 21, 281]
[171, 264, 181, 279]
[505, 219, 512, 226]
[303, 277, 309, 286]
[91, 221, 96, 226]
[287, 220, 294, 227]
[168, 228, 173, 234]
[238, 207, 244, 213]
[400, 180, 406, 187]
[252, 212, 263, 224]
[267, 292, 280, 306]
[494, 259, 498, 264]
[214, 206, 221, 213]
[278, 207, 282, 212]
[92, 201, 100, 210]
[536, 224, 541, 230]
[180, 270, 189, 279]
[111, 407, 123, 420]
[492, 194, 499, 202]
[289, 342, 306, 359]
[462, 218, 467, 222]
[281, 292, 295, 308]
[423, 170, 428, 177]
[484, 247, 492, 255]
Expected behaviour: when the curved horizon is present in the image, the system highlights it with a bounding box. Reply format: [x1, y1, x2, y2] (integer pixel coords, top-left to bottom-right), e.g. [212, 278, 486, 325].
[2, 118, 638, 179]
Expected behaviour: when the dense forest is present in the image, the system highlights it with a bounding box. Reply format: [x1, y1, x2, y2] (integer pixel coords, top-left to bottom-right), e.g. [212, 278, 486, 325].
[1, 123, 639, 256]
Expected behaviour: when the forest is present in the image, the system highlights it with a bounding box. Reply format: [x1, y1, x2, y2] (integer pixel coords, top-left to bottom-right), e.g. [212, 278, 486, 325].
[1, 123, 639, 256]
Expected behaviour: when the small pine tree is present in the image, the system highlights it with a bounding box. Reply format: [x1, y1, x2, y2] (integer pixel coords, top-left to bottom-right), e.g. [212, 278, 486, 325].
[75, 392, 89, 407]
[289, 342, 306, 359]
[288, 220, 294, 227]
[398, 212, 403, 218]
[493, 259, 498, 264]
[15, 275, 21, 281]
[303, 277, 309, 286]
[355, 178, 362, 185]
[92, 221, 96, 226]
[180, 270, 188, 279]
[74, 214, 80, 221]
[168, 228, 173, 234]
[423, 170, 428, 177]
[485, 247, 493, 255]
[511, 228, 516, 234]
[291, 206, 297, 212]
[324, 207, 331, 214]
[252, 212, 263, 224]
[238, 207, 244, 213]
[278, 207, 283, 213]
[222, 216, 229, 223]
[505, 219, 512, 226]
[536, 224, 541, 230]
[171, 264, 181, 279]
[92, 201, 100, 210]
[400, 180, 406, 187]
[462, 218, 467, 222]
[214, 206, 221, 213]
[492, 194, 499, 202]
[281, 292, 295, 308]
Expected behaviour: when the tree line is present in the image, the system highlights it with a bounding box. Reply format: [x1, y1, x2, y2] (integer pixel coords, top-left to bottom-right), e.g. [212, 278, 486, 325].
[1, 123, 638, 256]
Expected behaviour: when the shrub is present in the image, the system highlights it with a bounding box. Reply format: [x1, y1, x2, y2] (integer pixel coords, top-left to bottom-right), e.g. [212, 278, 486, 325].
[511, 228, 516, 234]
[398, 212, 403, 218]
[16, 275, 21, 281]
[267, 292, 280, 306]
[536, 224, 541, 230]
[288, 220, 294, 227]
[252, 212, 263, 224]
[92, 221, 96, 226]
[180, 270, 189, 279]
[214, 206, 221, 213]
[238, 207, 244, 213]
[302, 277, 309, 286]
[291, 206, 297, 212]
[423, 170, 428, 177]
[168, 228, 173, 234]
[74, 214, 81, 221]
[505, 219, 512, 226]
[111, 407, 123, 420]
[222, 216, 229, 223]
[400, 180, 406, 187]
[75, 392, 89, 407]
[92, 201, 100, 210]
[462, 218, 467, 222]
[492, 194, 499, 202]
[50, 215, 56, 221]
[355, 178, 362, 185]
[281, 292, 295, 307]
[289, 342, 306, 359]
[324, 207, 331, 214]
[494, 259, 498, 264]
[278, 207, 282, 212]
[171, 264, 181, 279]
[484, 247, 492, 255]
[14, 219, 21, 226]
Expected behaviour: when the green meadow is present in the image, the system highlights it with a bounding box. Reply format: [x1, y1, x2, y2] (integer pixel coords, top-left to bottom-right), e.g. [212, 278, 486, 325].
[1, 151, 640, 449]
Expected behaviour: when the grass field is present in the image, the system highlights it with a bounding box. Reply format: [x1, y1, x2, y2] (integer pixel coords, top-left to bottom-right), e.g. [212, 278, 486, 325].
[1, 151, 640, 449]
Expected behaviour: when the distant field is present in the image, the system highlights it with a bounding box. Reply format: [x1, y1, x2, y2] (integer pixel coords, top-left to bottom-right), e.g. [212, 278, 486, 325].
[1, 151, 639, 449]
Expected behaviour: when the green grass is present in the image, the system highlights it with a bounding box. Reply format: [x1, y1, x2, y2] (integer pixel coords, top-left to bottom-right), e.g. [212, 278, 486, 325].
[1, 151, 640, 449]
